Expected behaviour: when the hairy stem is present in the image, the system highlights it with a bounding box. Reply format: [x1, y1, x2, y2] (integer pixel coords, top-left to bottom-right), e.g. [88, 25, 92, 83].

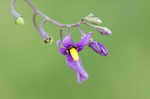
[24, 0, 82, 29]
[12, 0, 92, 40]
[77, 25, 86, 36]
[24, 0, 63, 27]
[32, 13, 50, 41]
[59, 29, 63, 42]
[40, 19, 47, 34]
[11, 0, 21, 19]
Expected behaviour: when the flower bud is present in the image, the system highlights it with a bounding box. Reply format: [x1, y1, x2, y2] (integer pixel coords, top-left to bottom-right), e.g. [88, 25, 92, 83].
[83, 13, 102, 24]
[84, 17, 102, 25]
[44, 37, 53, 44]
[89, 41, 108, 56]
[15, 17, 24, 25]
[95, 26, 112, 35]
[40, 31, 52, 44]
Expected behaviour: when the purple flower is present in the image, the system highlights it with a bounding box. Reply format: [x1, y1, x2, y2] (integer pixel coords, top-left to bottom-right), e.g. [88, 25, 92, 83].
[89, 41, 108, 56]
[56, 32, 92, 83]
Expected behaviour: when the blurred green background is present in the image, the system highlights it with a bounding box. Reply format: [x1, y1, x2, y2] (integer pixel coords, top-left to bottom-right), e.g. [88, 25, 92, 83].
[0, 0, 150, 99]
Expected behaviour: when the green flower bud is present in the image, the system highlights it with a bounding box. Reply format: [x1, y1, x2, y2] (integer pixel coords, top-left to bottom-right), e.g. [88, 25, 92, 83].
[84, 17, 102, 24]
[83, 13, 102, 24]
[16, 17, 24, 25]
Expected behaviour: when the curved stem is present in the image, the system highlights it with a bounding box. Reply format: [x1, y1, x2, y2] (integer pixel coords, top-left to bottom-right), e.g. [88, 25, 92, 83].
[32, 13, 41, 33]
[24, 0, 63, 28]
[24, 0, 81, 28]
[65, 27, 69, 35]
[32, 13, 50, 41]
[11, 0, 21, 19]
[77, 25, 85, 36]
[11, 0, 16, 14]
[40, 19, 47, 33]
[59, 29, 63, 42]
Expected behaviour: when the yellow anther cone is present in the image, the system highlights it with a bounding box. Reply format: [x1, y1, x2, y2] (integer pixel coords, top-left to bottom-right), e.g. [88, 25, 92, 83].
[70, 48, 79, 61]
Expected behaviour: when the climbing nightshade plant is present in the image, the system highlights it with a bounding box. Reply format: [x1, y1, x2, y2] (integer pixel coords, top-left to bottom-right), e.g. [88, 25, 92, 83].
[11, 0, 112, 84]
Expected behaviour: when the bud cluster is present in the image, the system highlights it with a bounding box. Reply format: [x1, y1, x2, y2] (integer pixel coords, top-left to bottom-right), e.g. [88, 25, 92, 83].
[11, 0, 112, 46]
[82, 13, 112, 35]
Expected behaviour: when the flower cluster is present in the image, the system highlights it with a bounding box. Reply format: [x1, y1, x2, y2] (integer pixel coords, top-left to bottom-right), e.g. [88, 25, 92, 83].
[56, 30, 110, 83]
[11, 0, 112, 84]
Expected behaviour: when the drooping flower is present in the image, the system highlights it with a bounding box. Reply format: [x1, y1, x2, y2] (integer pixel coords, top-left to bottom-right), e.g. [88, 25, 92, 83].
[89, 41, 108, 56]
[56, 32, 92, 83]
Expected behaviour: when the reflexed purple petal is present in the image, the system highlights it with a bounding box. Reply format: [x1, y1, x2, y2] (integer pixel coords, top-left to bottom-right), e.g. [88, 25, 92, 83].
[77, 72, 88, 83]
[76, 32, 92, 52]
[89, 41, 108, 56]
[63, 34, 74, 49]
[56, 40, 67, 55]
[66, 54, 88, 83]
